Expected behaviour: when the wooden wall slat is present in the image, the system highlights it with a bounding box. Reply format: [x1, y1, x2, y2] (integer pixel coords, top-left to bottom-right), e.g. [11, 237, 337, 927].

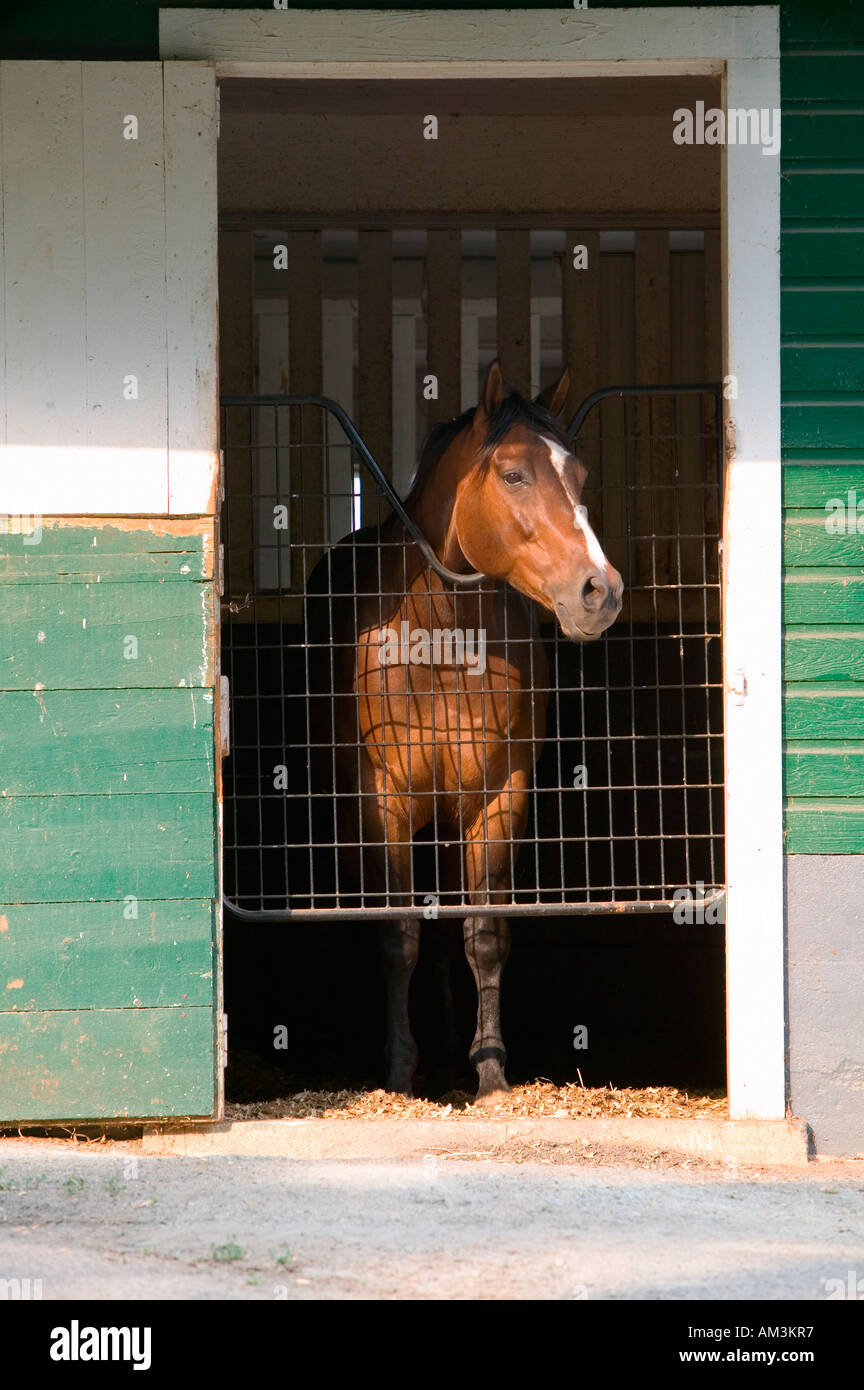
[672, 251, 713, 590]
[0, 1007, 216, 1122]
[785, 801, 864, 855]
[703, 229, 722, 382]
[634, 230, 673, 586]
[392, 313, 417, 497]
[82, 65, 166, 457]
[322, 305, 355, 541]
[287, 230, 324, 583]
[496, 228, 531, 395]
[0, 689, 214, 794]
[786, 744, 864, 797]
[358, 229, 393, 517]
[1, 63, 88, 449]
[785, 571, 864, 623]
[594, 251, 634, 584]
[785, 628, 864, 681]
[0, 901, 214, 1012]
[785, 512, 864, 567]
[564, 230, 611, 557]
[563, 230, 601, 420]
[0, 581, 216, 690]
[0, 793, 216, 901]
[426, 228, 462, 426]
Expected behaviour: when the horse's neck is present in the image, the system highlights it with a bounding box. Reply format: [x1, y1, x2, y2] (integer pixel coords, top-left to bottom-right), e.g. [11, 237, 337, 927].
[406, 439, 472, 576]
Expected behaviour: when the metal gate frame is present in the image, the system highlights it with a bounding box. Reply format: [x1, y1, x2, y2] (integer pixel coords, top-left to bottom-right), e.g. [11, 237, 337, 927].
[220, 383, 726, 924]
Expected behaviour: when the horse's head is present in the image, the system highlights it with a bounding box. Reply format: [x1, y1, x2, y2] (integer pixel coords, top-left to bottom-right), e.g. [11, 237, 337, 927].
[451, 360, 623, 641]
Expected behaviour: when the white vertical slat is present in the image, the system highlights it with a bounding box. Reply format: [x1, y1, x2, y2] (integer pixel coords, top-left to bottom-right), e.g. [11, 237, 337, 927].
[723, 54, 784, 1121]
[164, 62, 219, 514]
[1, 62, 87, 451]
[461, 314, 479, 410]
[392, 313, 416, 498]
[323, 303, 355, 541]
[82, 64, 167, 457]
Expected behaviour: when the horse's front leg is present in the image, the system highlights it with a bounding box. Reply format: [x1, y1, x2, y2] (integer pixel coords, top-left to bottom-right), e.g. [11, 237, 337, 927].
[462, 774, 530, 1101]
[379, 915, 420, 1095]
[363, 788, 422, 1096]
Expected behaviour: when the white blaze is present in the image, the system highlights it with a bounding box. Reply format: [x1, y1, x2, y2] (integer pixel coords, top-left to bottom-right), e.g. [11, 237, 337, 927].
[540, 435, 609, 570]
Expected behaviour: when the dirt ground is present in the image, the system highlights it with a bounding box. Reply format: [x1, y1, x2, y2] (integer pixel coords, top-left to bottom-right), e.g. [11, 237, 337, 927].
[1, 1131, 863, 1300]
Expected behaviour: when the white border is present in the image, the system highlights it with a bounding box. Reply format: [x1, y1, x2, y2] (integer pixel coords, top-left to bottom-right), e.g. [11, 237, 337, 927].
[160, 7, 784, 1120]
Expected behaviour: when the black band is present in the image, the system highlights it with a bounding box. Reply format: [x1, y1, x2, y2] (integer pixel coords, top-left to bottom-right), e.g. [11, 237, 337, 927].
[470, 1045, 506, 1066]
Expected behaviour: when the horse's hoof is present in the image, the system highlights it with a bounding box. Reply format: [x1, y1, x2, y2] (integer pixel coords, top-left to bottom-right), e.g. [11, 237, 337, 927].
[473, 1058, 511, 1104]
[385, 1074, 415, 1098]
[469, 1050, 511, 1106]
[472, 1089, 509, 1110]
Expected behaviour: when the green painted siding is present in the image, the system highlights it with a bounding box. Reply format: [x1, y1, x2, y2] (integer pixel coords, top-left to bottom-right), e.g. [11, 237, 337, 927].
[0, 523, 219, 1121]
[781, 1, 864, 853]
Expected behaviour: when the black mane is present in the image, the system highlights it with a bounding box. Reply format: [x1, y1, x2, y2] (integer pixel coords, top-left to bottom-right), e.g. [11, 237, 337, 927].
[405, 389, 573, 502]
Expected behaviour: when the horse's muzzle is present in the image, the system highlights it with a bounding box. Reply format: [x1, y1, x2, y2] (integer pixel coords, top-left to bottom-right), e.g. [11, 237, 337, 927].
[553, 566, 623, 640]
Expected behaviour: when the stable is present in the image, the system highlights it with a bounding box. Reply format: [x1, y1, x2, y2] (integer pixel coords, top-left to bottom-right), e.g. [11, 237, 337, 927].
[0, 6, 860, 1153]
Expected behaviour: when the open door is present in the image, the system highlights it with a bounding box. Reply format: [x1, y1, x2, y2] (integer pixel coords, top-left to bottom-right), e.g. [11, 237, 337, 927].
[0, 61, 221, 1122]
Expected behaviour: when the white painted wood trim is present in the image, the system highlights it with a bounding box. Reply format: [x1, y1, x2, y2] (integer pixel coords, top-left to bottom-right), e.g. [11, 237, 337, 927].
[159, 7, 778, 66]
[0, 447, 171, 514]
[721, 53, 784, 1120]
[165, 63, 219, 514]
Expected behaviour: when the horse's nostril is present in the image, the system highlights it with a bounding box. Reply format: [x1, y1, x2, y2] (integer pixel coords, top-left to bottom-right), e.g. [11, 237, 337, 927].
[581, 572, 608, 610]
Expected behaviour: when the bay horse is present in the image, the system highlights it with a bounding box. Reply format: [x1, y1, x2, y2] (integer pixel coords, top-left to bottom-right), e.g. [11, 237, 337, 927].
[306, 361, 622, 1100]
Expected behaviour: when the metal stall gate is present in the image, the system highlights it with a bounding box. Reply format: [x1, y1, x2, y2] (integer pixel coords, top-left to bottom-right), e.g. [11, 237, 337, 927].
[219, 383, 725, 921]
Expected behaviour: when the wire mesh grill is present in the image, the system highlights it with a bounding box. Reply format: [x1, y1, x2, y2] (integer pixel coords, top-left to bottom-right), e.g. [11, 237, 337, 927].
[220, 387, 724, 919]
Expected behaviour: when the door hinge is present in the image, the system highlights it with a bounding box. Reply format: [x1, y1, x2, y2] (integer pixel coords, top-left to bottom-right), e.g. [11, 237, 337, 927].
[216, 84, 221, 139]
[724, 416, 737, 460]
[221, 1012, 228, 1071]
[728, 667, 747, 705]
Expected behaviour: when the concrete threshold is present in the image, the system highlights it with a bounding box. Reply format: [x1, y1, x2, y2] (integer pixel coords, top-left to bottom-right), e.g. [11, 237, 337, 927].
[141, 1116, 810, 1165]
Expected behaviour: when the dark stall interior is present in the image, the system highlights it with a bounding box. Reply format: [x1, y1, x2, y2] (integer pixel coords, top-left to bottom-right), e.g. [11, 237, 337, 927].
[217, 74, 726, 1101]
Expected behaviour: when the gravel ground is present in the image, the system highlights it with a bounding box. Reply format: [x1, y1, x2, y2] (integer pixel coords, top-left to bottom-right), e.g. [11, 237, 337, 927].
[1, 1142, 864, 1300]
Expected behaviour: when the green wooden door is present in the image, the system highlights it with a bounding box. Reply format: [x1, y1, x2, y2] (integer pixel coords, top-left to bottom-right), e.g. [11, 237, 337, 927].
[0, 62, 221, 1121]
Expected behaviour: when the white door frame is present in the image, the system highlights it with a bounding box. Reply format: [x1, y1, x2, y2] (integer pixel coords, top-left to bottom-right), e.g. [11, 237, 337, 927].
[161, 7, 784, 1119]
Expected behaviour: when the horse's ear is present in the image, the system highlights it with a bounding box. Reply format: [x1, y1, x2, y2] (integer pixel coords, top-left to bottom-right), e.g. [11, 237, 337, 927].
[475, 358, 507, 423]
[534, 366, 571, 418]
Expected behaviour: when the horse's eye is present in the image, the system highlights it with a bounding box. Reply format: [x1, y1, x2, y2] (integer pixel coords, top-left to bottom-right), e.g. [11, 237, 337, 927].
[502, 471, 525, 487]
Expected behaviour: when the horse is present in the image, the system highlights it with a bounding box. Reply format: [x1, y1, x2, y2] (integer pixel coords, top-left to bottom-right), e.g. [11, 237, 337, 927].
[306, 360, 623, 1100]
